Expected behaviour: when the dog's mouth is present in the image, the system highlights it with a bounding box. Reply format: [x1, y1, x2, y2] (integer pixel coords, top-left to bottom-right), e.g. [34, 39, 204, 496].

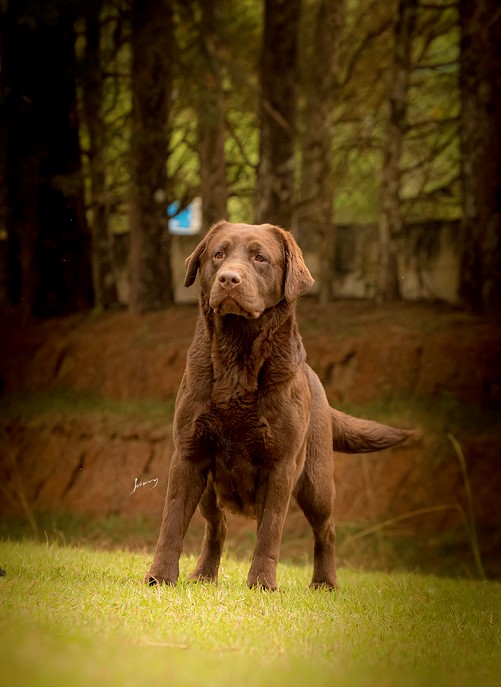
[212, 295, 262, 320]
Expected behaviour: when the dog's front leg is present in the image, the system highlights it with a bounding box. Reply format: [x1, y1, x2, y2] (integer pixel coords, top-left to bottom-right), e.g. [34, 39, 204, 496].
[247, 467, 295, 590]
[146, 454, 206, 586]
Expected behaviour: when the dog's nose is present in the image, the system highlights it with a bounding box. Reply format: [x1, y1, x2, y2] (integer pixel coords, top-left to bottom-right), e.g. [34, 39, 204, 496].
[218, 270, 242, 287]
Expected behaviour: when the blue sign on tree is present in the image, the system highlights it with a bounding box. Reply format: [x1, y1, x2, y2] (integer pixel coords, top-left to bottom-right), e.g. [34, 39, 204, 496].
[168, 198, 202, 235]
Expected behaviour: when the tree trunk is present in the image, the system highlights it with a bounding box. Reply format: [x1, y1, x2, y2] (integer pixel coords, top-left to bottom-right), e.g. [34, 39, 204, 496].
[197, 0, 228, 232]
[377, 0, 418, 303]
[129, 0, 174, 313]
[459, 0, 501, 311]
[298, 0, 345, 303]
[256, 0, 301, 228]
[1, 1, 93, 317]
[0, 2, 38, 313]
[82, 0, 119, 310]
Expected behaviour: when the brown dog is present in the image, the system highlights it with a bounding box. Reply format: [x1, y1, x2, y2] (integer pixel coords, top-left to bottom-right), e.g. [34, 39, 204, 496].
[146, 221, 410, 590]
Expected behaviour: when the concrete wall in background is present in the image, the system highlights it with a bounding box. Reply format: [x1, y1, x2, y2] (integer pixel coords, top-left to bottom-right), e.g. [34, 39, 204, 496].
[323, 220, 461, 304]
[113, 219, 461, 306]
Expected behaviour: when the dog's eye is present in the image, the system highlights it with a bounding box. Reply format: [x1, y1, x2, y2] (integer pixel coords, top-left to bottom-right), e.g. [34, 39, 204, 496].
[213, 251, 224, 260]
[254, 254, 266, 263]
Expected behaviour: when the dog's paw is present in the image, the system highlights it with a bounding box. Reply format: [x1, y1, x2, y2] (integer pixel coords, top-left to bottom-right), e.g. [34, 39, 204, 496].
[187, 570, 218, 584]
[249, 581, 279, 591]
[246, 570, 278, 591]
[144, 571, 177, 587]
[309, 579, 338, 591]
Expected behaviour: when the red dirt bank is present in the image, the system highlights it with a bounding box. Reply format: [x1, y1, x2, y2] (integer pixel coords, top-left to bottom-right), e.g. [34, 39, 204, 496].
[1, 301, 500, 572]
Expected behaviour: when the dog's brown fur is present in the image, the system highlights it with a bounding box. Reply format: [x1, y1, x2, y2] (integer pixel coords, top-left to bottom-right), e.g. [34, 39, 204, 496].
[146, 221, 411, 590]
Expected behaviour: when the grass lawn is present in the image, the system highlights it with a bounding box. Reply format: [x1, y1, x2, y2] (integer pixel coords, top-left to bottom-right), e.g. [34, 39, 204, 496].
[1, 541, 500, 687]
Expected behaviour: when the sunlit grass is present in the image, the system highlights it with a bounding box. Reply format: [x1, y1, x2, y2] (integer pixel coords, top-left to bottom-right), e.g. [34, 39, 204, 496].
[1, 541, 500, 687]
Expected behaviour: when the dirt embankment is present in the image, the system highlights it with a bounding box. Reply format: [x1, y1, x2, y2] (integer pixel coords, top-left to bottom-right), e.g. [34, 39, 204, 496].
[1, 300, 500, 567]
[1, 301, 500, 405]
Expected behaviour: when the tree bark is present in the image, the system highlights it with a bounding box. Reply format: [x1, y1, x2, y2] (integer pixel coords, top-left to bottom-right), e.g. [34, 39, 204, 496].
[197, 0, 228, 232]
[377, 0, 418, 303]
[256, 0, 301, 228]
[82, 0, 119, 310]
[1, 1, 93, 317]
[459, 0, 501, 311]
[298, 0, 345, 303]
[129, 0, 174, 313]
[0, 2, 37, 312]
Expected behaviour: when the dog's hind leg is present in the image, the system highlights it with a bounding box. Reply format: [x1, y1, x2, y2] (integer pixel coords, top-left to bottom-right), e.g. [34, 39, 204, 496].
[295, 465, 338, 590]
[188, 477, 227, 583]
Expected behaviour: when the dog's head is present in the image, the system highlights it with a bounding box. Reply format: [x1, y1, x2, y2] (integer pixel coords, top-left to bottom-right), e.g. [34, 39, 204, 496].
[184, 221, 314, 319]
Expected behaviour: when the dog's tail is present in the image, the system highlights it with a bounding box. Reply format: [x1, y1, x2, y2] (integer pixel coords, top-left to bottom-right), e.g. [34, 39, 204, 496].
[330, 407, 412, 454]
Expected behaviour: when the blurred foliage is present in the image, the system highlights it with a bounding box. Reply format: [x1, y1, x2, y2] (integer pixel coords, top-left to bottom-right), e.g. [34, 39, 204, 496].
[73, 0, 461, 232]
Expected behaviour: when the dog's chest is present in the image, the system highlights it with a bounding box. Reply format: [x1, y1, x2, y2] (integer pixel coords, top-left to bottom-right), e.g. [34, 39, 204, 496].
[204, 406, 272, 517]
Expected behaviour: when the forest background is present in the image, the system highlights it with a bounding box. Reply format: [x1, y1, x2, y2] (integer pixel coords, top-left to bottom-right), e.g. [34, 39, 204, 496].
[1, 0, 500, 581]
[1, 0, 500, 317]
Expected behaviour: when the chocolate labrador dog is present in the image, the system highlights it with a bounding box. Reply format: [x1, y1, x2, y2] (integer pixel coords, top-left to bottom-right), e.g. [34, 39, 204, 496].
[146, 221, 410, 590]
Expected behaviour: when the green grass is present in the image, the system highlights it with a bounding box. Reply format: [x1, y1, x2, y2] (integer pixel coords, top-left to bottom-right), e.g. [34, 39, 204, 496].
[3, 387, 498, 442]
[0, 509, 493, 581]
[0, 389, 176, 428]
[337, 391, 501, 438]
[1, 541, 500, 687]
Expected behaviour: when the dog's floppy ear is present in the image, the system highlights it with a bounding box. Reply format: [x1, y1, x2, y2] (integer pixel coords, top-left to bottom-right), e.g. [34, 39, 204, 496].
[280, 228, 314, 302]
[184, 240, 206, 287]
[184, 220, 226, 287]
